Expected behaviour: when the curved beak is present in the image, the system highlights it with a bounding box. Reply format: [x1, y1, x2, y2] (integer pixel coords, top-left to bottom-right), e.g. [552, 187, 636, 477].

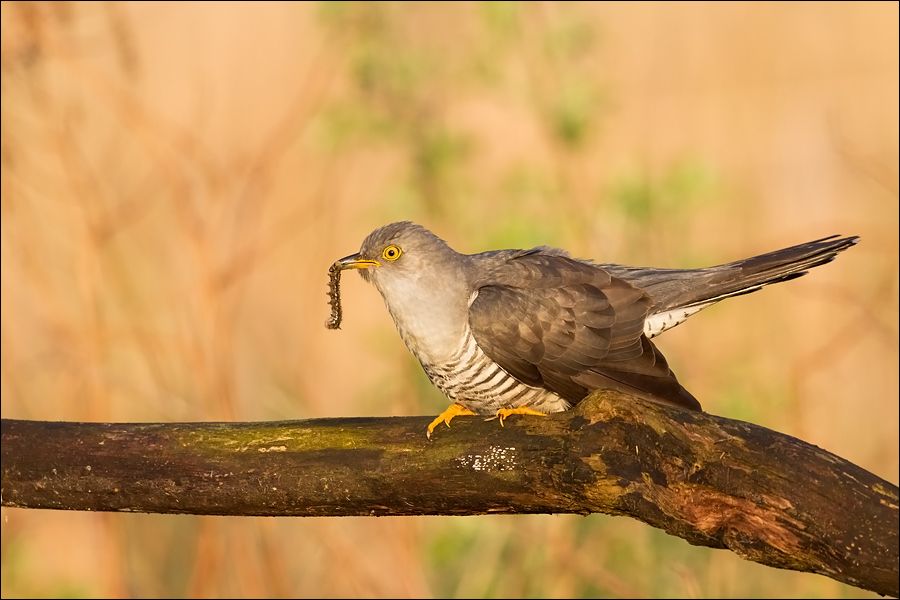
[334, 253, 380, 270]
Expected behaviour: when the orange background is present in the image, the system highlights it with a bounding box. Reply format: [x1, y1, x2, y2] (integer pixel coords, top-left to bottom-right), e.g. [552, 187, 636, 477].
[2, 2, 897, 598]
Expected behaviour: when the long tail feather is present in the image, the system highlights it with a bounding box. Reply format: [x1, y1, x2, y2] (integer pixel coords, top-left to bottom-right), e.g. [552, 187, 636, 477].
[606, 235, 859, 337]
[691, 234, 860, 308]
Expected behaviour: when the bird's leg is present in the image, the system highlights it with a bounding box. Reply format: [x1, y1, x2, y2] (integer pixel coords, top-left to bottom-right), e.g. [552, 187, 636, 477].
[491, 407, 548, 427]
[426, 403, 476, 439]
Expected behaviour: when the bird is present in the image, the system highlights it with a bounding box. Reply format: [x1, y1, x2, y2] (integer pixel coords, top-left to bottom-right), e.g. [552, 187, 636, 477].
[332, 222, 858, 438]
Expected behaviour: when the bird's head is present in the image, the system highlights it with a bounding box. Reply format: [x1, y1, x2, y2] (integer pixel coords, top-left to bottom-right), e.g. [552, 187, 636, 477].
[334, 221, 460, 290]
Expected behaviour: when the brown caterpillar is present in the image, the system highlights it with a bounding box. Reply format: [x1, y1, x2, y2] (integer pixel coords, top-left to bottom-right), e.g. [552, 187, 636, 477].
[325, 262, 343, 329]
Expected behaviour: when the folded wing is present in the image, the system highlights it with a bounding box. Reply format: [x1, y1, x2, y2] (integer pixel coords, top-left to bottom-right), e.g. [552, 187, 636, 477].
[468, 252, 701, 411]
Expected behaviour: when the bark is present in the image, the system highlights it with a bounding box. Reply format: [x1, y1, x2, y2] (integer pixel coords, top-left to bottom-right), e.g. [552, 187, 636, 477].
[1, 392, 897, 596]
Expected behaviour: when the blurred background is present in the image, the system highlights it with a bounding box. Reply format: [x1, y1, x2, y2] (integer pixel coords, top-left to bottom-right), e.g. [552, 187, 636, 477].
[1, 2, 897, 598]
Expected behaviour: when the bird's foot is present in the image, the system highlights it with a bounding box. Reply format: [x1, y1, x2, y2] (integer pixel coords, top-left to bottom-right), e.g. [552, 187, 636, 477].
[488, 407, 549, 427]
[426, 403, 476, 439]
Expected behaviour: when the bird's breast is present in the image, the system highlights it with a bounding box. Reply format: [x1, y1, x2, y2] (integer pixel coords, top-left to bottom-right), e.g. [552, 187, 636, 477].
[423, 327, 571, 415]
[375, 275, 469, 366]
[373, 274, 568, 414]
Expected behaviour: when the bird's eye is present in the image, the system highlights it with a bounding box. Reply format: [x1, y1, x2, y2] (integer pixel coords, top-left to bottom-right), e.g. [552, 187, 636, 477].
[382, 245, 402, 261]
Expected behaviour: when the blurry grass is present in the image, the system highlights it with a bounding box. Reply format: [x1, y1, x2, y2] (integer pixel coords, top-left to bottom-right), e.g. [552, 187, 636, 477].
[425, 515, 877, 598]
[610, 159, 716, 225]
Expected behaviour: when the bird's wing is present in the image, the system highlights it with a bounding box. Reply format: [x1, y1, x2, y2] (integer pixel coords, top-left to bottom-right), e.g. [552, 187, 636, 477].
[468, 252, 701, 411]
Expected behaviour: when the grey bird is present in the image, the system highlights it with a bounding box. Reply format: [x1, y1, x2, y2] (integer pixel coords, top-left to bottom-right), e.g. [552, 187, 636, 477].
[333, 222, 858, 437]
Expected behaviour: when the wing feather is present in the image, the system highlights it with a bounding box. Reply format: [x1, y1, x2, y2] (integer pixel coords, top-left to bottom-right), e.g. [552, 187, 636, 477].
[468, 253, 701, 411]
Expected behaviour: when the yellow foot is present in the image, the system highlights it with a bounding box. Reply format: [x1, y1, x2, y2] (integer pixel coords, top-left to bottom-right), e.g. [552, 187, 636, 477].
[491, 407, 548, 427]
[426, 403, 476, 439]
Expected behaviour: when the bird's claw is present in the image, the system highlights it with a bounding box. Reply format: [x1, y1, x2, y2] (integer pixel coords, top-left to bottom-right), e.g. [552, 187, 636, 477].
[426, 403, 476, 439]
[489, 407, 549, 428]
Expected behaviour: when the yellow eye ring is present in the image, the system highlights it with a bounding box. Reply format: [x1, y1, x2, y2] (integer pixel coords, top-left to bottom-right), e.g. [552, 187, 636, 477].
[382, 244, 402, 261]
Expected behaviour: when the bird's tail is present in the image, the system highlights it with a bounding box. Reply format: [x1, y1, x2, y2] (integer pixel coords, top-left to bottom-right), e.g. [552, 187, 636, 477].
[605, 235, 859, 337]
[674, 234, 860, 310]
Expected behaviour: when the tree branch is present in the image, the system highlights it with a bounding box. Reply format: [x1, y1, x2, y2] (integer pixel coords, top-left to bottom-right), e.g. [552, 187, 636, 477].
[2, 392, 897, 596]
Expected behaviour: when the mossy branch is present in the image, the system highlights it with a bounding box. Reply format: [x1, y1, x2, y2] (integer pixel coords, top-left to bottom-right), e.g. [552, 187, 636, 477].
[1, 392, 897, 596]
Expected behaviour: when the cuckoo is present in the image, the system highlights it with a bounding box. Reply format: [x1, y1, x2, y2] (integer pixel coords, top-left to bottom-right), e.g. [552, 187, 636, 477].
[329, 222, 858, 438]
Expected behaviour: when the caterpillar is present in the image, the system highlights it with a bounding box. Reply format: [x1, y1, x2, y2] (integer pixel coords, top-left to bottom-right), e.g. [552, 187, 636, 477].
[325, 262, 343, 330]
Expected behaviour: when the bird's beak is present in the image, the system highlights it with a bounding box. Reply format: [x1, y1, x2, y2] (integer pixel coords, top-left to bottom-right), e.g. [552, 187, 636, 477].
[334, 253, 380, 270]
